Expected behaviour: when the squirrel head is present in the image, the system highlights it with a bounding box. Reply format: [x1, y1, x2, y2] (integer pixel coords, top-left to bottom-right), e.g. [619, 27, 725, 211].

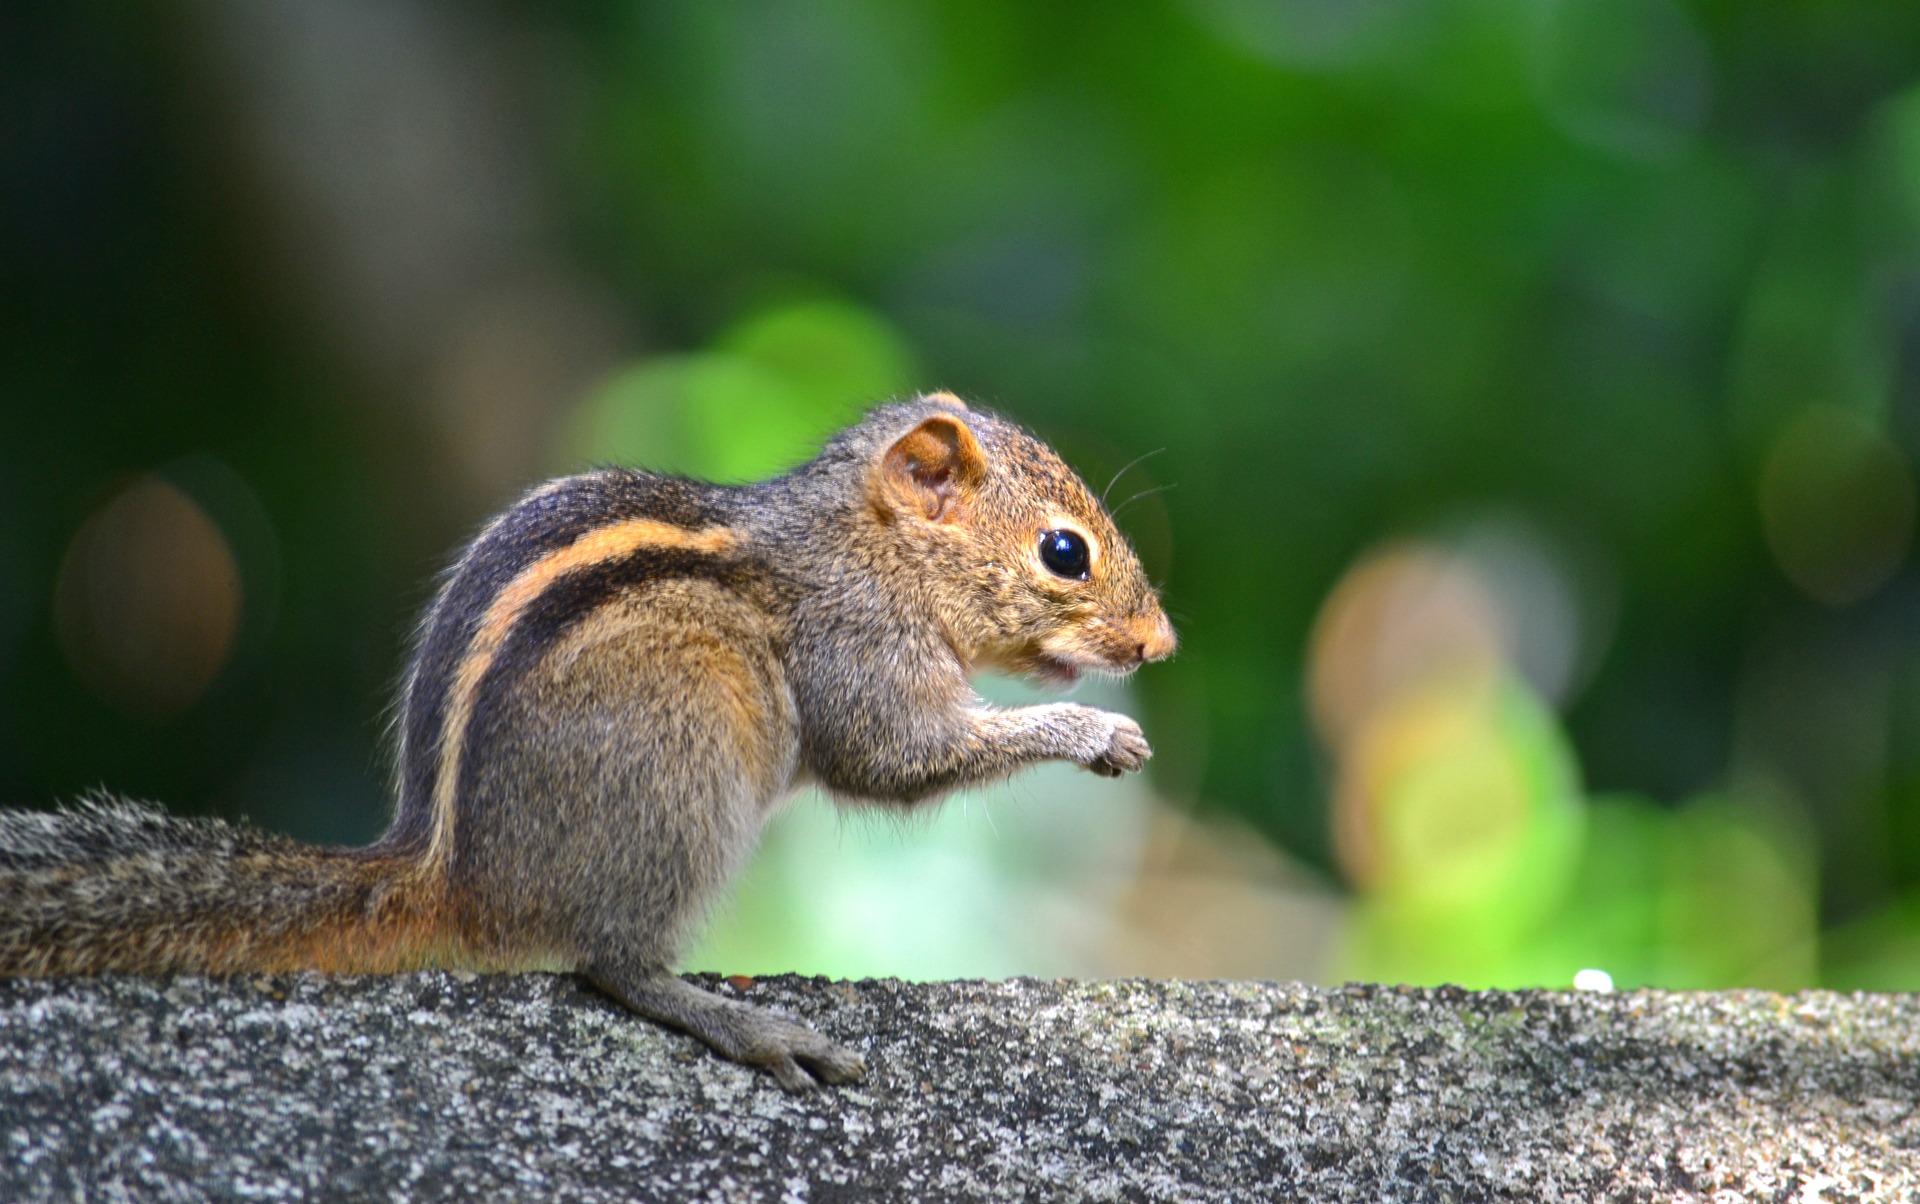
[857, 392, 1176, 685]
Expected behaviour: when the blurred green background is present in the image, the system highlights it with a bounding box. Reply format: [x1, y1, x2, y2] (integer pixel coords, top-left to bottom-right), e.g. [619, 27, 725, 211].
[7, 0, 1920, 992]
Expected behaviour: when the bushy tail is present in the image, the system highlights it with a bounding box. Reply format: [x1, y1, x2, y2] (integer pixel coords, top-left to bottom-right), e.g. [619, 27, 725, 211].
[0, 798, 453, 976]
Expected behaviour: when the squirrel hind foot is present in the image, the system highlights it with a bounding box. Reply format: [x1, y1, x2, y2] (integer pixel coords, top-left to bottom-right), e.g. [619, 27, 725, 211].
[587, 963, 865, 1091]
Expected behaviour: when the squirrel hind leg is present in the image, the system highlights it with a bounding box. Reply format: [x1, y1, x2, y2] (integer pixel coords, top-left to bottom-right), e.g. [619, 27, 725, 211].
[588, 962, 864, 1091]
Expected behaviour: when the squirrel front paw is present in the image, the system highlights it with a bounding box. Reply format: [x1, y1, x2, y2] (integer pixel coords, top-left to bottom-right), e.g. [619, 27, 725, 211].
[1047, 704, 1152, 777]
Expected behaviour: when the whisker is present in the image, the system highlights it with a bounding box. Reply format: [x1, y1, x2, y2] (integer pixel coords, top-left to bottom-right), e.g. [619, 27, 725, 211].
[1102, 447, 1167, 507]
[1111, 482, 1177, 518]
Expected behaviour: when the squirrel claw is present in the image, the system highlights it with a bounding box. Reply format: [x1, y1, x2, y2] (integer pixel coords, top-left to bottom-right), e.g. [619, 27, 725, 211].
[739, 1013, 866, 1091]
[767, 1057, 813, 1092]
[1081, 711, 1151, 777]
[764, 1042, 866, 1092]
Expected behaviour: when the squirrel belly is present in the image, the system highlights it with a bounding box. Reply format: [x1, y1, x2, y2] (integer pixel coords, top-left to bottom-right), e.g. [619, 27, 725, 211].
[0, 395, 1176, 1090]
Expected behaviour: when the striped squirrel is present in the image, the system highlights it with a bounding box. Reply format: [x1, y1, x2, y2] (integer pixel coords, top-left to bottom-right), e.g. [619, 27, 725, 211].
[0, 393, 1175, 1089]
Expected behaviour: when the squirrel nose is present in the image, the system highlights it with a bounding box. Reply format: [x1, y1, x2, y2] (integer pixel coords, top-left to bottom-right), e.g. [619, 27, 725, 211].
[1123, 612, 1177, 663]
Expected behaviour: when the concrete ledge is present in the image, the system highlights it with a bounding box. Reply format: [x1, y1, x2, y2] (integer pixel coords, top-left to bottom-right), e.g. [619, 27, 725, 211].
[2, 974, 1917, 1201]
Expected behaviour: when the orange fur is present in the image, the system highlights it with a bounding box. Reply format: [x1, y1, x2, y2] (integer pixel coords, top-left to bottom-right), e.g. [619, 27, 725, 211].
[425, 520, 738, 870]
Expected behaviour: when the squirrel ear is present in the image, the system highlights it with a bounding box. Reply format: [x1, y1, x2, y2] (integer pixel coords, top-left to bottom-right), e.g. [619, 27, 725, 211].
[878, 415, 987, 523]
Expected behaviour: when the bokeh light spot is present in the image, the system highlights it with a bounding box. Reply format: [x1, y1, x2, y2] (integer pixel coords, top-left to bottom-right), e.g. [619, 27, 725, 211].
[1307, 541, 1505, 752]
[1184, 0, 1433, 71]
[558, 298, 918, 482]
[1530, 0, 1712, 163]
[1335, 677, 1582, 915]
[716, 299, 916, 417]
[54, 476, 243, 721]
[1759, 406, 1916, 606]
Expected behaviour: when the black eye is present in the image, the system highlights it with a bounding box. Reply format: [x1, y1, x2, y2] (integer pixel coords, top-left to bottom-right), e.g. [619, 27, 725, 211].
[1038, 529, 1091, 581]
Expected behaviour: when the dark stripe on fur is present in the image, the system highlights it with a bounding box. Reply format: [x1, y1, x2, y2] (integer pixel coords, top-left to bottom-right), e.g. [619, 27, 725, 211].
[390, 472, 733, 852]
[447, 547, 783, 856]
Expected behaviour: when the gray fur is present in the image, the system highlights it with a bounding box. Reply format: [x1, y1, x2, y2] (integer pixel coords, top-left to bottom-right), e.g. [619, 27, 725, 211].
[0, 396, 1174, 1089]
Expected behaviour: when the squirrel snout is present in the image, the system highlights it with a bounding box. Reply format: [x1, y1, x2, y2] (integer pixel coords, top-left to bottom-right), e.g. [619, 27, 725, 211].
[1123, 612, 1177, 665]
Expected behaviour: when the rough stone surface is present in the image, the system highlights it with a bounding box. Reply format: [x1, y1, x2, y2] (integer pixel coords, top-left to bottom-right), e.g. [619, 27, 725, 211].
[1, 974, 1917, 1202]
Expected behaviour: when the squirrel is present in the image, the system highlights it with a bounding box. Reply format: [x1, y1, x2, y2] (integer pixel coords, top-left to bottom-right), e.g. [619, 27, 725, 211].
[0, 393, 1175, 1089]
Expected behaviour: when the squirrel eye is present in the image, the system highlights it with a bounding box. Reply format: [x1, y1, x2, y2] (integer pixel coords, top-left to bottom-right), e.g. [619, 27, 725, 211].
[1038, 529, 1091, 581]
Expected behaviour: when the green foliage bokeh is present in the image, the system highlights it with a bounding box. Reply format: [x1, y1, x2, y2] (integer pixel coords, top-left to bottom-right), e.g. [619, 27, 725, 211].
[6, 0, 1920, 988]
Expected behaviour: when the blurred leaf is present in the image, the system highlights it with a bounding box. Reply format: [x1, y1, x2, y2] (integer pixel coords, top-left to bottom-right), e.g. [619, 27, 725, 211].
[558, 356, 702, 475]
[717, 298, 918, 417]
[1338, 677, 1586, 985]
[559, 298, 917, 481]
[1654, 794, 1818, 990]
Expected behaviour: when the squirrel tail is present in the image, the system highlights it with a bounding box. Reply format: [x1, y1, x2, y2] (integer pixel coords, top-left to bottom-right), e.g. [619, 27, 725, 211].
[0, 798, 458, 977]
